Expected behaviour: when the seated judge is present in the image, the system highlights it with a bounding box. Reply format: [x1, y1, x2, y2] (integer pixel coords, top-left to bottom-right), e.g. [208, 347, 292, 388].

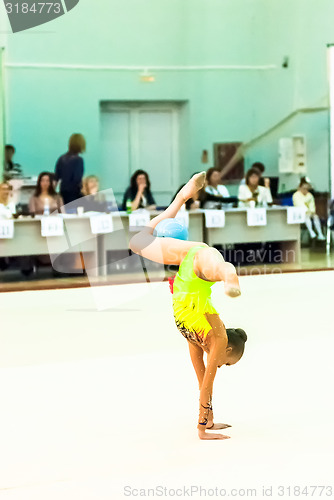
[29, 172, 64, 215]
[238, 167, 273, 207]
[203, 167, 230, 209]
[0, 182, 16, 218]
[122, 170, 156, 211]
[81, 175, 107, 212]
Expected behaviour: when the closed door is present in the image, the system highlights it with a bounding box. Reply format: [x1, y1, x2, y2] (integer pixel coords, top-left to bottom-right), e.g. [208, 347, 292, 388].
[100, 110, 130, 197]
[100, 105, 180, 206]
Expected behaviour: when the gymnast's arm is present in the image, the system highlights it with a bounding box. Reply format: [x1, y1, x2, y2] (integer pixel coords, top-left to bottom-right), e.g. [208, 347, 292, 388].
[188, 342, 218, 427]
[197, 353, 218, 437]
[189, 342, 216, 430]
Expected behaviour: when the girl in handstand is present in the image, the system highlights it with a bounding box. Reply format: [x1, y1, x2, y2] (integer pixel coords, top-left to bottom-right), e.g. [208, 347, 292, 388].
[129, 172, 247, 440]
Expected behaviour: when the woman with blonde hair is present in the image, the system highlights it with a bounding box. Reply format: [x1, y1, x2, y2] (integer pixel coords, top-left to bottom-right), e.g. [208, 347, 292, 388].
[54, 133, 86, 205]
[81, 175, 107, 212]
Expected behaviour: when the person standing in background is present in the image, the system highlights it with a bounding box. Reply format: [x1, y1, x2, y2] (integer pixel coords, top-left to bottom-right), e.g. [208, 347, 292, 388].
[54, 134, 86, 205]
[122, 170, 156, 211]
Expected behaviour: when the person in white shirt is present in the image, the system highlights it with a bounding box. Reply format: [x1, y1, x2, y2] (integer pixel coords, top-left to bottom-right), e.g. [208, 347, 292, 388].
[292, 181, 325, 240]
[0, 182, 16, 218]
[0, 182, 16, 271]
[203, 168, 230, 209]
[238, 168, 273, 207]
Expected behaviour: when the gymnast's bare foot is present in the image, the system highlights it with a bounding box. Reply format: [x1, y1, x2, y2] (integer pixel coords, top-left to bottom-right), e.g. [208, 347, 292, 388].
[225, 287, 241, 298]
[225, 272, 241, 298]
[198, 429, 230, 440]
[179, 172, 206, 202]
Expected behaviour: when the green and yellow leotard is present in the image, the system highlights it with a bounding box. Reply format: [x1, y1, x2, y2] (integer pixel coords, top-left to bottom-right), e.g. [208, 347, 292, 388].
[172, 245, 218, 347]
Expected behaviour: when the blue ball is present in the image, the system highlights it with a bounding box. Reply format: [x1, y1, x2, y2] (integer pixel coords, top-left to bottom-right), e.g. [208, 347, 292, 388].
[154, 218, 189, 240]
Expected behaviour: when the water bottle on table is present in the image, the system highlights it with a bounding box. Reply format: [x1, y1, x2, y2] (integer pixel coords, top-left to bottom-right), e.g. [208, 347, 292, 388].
[43, 198, 50, 216]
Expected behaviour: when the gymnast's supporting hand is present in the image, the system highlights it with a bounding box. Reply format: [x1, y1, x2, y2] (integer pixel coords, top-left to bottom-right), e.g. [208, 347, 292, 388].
[188, 341, 231, 436]
[197, 377, 231, 440]
[197, 398, 230, 440]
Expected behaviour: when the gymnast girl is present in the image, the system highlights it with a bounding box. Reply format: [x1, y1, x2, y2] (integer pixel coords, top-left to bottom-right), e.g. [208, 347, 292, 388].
[129, 172, 247, 440]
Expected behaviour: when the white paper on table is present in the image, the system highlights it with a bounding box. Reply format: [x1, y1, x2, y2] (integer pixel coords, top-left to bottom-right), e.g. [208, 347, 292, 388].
[90, 213, 114, 234]
[41, 216, 64, 237]
[175, 210, 189, 228]
[129, 210, 151, 231]
[0, 219, 14, 239]
[204, 210, 225, 228]
[287, 206, 306, 224]
[59, 213, 78, 219]
[247, 208, 267, 226]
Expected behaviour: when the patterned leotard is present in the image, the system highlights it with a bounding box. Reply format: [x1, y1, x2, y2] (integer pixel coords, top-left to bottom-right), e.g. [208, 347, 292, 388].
[172, 245, 218, 348]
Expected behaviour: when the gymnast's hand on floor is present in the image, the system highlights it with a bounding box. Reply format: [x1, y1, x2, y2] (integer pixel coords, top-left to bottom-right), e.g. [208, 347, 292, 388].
[198, 429, 230, 440]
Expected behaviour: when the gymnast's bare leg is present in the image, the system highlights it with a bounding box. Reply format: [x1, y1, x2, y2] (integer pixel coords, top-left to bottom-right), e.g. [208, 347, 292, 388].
[129, 172, 241, 296]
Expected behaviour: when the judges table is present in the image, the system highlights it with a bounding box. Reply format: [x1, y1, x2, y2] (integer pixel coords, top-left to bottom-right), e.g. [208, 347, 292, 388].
[101, 210, 203, 249]
[204, 207, 301, 265]
[0, 216, 100, 275]
[98, 210, 204, 275]
[0, 207, 301, 276]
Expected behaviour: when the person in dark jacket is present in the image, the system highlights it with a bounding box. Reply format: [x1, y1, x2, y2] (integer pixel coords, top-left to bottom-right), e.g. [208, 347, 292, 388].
[54, 133, 86, 205]
[4, 144, 23, 180]
[122, 170, 156, 211]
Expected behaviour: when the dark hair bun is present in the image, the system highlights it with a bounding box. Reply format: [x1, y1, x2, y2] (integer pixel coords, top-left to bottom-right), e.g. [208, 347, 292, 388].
[235, 328, 247, 342]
